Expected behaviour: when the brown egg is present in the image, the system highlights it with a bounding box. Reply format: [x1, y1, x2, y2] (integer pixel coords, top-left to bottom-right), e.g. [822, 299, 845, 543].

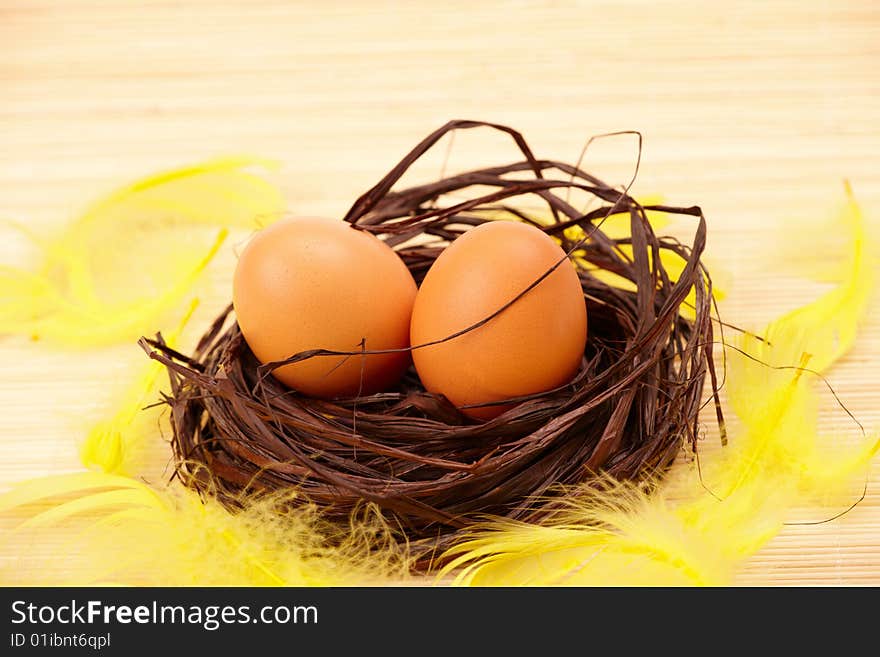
[410, 221, 587, 420]
[233, 217, 417, 398]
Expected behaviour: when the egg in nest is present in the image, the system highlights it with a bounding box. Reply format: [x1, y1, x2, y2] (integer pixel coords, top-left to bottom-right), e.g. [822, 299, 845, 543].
[233, 217, 417, 399]
[410, 220, 588, 420]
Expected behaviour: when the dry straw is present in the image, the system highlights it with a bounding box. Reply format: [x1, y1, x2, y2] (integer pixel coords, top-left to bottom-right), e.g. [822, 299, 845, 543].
[141, 120, 721, 568]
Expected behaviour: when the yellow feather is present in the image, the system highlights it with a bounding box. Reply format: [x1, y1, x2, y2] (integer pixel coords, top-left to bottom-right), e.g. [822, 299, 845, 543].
[0, 158, 283, 346]
[0, 473, 409, 586]
[725, 181, 878, 493]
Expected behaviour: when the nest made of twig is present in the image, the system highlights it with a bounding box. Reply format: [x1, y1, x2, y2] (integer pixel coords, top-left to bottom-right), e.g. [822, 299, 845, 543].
[141, 120, 721, 568]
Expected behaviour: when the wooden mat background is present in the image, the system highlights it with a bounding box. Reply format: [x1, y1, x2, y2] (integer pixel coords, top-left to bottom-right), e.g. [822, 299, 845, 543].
[1, 0, 878, 585]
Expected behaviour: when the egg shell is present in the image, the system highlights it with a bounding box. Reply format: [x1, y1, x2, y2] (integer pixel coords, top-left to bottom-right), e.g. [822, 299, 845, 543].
[410, 220, 588, 420]
[233, 217, 417, 398]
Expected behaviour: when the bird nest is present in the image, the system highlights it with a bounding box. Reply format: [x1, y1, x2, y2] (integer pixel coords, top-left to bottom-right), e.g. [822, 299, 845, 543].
[141, 120, 721, 570]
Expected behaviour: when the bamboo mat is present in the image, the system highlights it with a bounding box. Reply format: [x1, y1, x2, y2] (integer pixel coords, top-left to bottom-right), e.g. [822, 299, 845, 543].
[1, 0, 878, 585]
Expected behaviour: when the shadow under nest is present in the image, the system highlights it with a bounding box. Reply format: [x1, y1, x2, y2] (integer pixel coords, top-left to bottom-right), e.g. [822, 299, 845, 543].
[141, 120, 721, 571]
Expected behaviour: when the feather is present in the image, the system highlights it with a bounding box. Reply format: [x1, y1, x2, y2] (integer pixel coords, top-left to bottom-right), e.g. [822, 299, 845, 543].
[0, 158, 283, 346]
[0, 472, 409, 586]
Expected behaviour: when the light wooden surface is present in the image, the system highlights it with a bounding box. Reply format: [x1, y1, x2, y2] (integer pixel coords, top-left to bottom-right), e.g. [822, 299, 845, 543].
[1, 0, 878, 585]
